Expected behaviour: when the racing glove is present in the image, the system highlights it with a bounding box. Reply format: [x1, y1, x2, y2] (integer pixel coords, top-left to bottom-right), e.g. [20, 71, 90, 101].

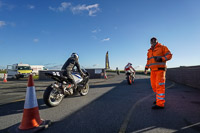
[154, 57, 162, 62]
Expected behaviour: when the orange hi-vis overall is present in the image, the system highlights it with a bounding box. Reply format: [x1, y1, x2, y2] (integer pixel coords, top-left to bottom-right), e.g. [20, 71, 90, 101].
[145, 43, 172, 107]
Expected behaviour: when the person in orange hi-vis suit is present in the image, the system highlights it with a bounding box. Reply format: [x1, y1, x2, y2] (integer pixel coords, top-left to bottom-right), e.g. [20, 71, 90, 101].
[144, 37, 172, 109]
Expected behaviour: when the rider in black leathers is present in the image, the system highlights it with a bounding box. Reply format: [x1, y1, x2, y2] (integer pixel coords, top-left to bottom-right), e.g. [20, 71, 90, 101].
[61, 53, 85, 91]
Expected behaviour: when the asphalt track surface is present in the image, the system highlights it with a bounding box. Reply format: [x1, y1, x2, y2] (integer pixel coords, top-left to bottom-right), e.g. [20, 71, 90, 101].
[0, 74, 200, 133]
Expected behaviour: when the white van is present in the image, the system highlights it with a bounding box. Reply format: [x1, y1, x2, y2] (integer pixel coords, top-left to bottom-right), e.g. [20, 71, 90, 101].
[30, 65, 47, 75]
[7, 64, 32, 79]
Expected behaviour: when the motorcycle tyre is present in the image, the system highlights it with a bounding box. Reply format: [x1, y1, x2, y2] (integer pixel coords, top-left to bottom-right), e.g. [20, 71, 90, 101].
[80, 83, 89, 96]
[43, 85, 64, 107]
[127, 75, 132, 85]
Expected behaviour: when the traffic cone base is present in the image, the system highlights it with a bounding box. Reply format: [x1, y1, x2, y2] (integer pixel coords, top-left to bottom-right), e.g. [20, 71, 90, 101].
[8, 120, 51, 133]
[19, 107, 42, 130]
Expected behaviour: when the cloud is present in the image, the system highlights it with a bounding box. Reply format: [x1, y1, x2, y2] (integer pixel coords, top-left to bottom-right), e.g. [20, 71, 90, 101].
[44, 63, 56, 66]
[49, 2, 71, 12]
[49, 2, 100, 16]
[92, 30, 97, 33]
[135, 65, 145, 70]
[93, 64, 100, 67]
[92, 28, 101, 33]
[71, 4, 100, 16]
[28, 5, 35, 9]
[0, 21, 16, 28]
[102, 38, 110, 42]
[33, 38, 39, 43]
[0, 21, 6, 28]
[47, 64, 63, 70]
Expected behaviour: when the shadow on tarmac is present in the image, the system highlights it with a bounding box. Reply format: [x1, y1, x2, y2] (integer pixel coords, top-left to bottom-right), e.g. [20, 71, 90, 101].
[1, 77, 200, 133]
[0, 99, 48, 117]
[41, 78, 200, 133]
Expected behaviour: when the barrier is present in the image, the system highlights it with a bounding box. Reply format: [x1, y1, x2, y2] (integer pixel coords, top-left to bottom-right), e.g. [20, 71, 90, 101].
[166, 65, 200, 89]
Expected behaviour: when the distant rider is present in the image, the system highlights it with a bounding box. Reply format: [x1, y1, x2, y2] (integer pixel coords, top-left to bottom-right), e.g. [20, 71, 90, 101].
[61, 53, 85, 92]
[124, 63, 136, 75]
[116, 67, 120, 75]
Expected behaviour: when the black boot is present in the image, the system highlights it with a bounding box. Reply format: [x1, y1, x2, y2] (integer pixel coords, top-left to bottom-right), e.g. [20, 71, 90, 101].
[152, 105, 164, 109]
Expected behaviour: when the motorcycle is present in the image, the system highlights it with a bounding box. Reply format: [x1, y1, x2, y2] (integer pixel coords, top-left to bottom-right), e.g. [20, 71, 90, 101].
[125, 66, 135, 85]
[43, 69, 89, 107]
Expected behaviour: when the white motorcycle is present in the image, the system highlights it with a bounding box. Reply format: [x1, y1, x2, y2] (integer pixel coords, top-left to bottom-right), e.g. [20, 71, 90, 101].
[43, 69, 89, 107]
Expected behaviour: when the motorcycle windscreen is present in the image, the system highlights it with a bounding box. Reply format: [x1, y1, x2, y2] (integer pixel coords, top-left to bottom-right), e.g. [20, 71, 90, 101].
[72, 73, 83, 83]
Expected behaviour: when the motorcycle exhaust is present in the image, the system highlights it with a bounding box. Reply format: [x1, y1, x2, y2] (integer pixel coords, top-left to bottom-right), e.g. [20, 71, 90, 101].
[52, 83, 60, 89]
[63, 84, 74, 95]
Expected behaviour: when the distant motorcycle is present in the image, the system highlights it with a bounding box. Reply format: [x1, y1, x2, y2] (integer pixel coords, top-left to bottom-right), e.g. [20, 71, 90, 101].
[43, 69, 89, 107]
[124, 63, 135, 85]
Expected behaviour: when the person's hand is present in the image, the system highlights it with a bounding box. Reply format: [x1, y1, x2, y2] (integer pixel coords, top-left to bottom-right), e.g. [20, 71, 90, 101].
[154, 57, 162, 62]
[144, 68, 148, 75]
[81, 73, 86, 77]
[144, 70, 147, 75]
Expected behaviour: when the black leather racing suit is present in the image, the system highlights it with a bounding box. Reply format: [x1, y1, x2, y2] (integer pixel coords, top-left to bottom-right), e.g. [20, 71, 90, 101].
[61, 57, 84, 90]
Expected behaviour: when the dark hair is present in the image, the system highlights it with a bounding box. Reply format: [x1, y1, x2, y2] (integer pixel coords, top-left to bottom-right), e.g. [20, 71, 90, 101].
[150, 37, 158, 43]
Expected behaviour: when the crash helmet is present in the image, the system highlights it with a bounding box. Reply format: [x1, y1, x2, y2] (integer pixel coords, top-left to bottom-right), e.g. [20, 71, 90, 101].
[71, 53, 79, 60]
[128, 63, 132, 66]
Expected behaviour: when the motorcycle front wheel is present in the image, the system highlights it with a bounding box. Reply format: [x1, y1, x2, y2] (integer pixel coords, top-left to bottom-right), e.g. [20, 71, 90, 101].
[43, 85, 64, 107]
[127, 75, 133, 85]
[80, 83, 89, 96]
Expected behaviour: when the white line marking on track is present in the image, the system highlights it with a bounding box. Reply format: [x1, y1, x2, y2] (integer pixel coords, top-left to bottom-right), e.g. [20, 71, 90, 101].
[118, 82, 175, 133]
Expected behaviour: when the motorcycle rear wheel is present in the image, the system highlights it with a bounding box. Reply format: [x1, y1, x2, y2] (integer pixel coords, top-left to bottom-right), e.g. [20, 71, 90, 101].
[43, 85, 64, 107]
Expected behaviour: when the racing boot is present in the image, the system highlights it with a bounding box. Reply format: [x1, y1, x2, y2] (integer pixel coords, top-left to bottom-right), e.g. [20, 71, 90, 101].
[68, 88, 73, 95]
[73, 84, 80, 95]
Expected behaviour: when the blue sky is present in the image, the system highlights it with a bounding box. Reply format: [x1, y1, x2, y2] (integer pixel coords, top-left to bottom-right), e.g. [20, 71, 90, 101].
[0, 0, 200, 70]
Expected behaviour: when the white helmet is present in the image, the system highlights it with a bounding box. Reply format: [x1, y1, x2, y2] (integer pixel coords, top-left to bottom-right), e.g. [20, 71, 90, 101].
[71, 53, 79, 60]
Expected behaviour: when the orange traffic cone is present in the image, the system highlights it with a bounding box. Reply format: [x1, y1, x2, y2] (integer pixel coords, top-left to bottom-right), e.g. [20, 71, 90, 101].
[8, 74, 51, 133]
[104, 72, 107, 79]
[3, 73, 7, 82]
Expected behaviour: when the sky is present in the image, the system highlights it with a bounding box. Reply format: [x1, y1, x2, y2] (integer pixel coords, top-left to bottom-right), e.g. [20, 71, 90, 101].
[0, 0, 200, 70]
